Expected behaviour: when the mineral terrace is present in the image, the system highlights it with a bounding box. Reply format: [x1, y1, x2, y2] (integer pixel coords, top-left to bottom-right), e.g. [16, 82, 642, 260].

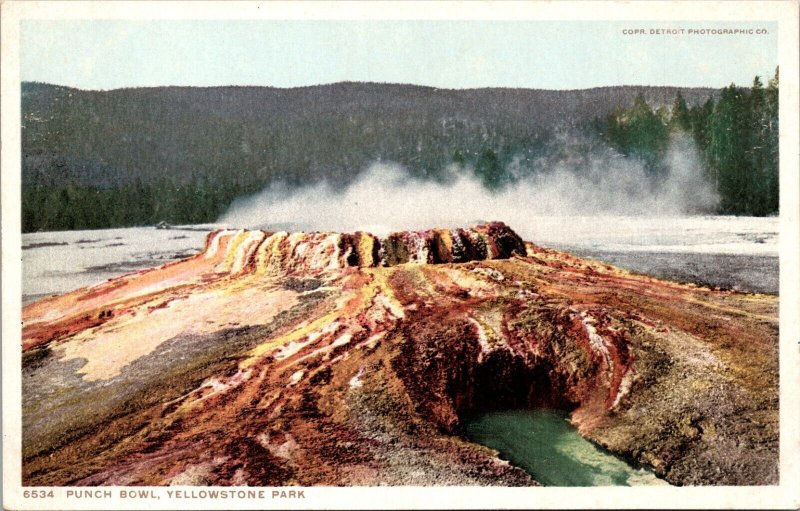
[22, 223, 778, 486]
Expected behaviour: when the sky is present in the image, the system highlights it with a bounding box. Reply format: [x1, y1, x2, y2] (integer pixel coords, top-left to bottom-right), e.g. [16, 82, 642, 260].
[21, 20, 778, 90]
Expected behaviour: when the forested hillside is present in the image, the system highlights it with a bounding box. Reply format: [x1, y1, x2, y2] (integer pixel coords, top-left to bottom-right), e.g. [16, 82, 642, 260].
[21, 80, 775, 232]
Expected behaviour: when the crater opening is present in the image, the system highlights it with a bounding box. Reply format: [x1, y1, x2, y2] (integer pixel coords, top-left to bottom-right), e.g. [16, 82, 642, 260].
[453, 352, 666, 487]
[452, 349, 578, 414]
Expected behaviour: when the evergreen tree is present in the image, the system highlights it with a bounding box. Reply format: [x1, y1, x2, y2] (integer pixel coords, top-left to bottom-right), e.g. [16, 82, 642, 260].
[475, 148, 503, 188]
[747, 76, 768, 214]
[604, 93, 670, 173]
[671, 92, 692, 131]
[709, 84, 752, 213]
[689, 97, 715, 153]
[763, 67, 779, 213]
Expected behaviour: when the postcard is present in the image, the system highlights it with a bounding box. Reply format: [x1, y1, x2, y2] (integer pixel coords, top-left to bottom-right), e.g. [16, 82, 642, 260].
[2, 1, 799, 509]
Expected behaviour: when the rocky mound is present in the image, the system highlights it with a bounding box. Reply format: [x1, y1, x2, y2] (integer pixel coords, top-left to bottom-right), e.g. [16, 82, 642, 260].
[201, 222, 525, 274]
[21, 223, 778, 486]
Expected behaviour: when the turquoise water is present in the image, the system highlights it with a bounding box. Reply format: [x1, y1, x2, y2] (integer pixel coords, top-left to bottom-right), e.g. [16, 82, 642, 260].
[463, 409, 668, 486]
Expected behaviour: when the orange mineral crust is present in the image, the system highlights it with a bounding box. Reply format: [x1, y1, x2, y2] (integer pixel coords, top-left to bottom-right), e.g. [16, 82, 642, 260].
[21, 223, 778, 486]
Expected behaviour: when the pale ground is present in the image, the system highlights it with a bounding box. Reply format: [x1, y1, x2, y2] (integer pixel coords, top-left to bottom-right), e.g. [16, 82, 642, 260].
[21, 216, 778, 303]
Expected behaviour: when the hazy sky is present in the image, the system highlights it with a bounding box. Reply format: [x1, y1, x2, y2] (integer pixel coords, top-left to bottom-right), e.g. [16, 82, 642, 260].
[21, 20, 777, 90]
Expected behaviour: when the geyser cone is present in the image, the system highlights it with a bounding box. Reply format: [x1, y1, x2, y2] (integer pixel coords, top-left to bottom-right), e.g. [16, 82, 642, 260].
[21, 223, 777, 486]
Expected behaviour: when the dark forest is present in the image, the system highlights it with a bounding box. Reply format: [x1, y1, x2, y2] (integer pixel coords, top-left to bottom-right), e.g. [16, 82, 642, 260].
[21, 73, 778, 232]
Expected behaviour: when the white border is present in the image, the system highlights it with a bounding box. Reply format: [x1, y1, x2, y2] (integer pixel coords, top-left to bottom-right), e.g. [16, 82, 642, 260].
[2, 2, 799, 510]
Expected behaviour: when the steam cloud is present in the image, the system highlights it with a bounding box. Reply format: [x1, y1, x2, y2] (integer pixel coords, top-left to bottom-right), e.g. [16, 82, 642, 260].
[219, 133, 719, 238]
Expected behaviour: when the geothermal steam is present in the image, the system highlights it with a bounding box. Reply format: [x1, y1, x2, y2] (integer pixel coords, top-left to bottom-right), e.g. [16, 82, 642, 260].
[219, 134, 718, 236]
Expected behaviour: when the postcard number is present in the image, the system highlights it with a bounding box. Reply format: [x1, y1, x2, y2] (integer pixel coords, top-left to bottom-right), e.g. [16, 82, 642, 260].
[24, 489, 55, 498]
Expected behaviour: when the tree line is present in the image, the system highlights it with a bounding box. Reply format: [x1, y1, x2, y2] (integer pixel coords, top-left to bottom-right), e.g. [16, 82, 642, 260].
[21, 80, 775, 232]
[21, 176, 257, 232]
[601, 68, 779, 216]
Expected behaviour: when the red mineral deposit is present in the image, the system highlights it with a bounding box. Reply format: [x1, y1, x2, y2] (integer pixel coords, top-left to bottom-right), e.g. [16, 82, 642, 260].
[21, 223, 778, 486]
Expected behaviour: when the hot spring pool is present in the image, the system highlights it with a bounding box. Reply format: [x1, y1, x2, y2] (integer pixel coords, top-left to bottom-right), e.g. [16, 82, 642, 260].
[463, 409, 668, 486]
